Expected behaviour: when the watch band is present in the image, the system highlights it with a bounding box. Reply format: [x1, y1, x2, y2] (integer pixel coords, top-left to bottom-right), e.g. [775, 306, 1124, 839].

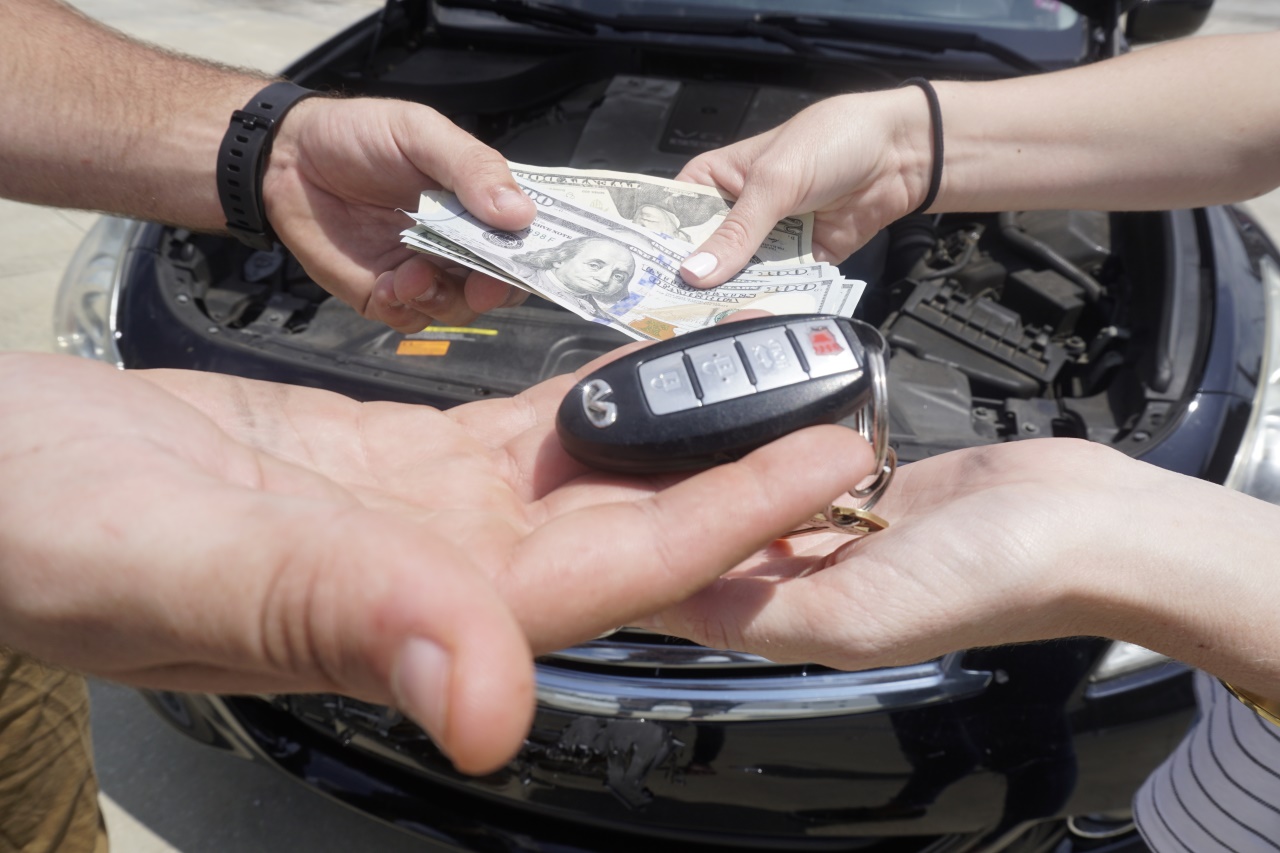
[217, 81, 318, 251]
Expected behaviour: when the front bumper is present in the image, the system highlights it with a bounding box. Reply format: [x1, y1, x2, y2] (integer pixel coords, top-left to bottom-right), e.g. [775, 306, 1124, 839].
[142, 644, 1194, 852]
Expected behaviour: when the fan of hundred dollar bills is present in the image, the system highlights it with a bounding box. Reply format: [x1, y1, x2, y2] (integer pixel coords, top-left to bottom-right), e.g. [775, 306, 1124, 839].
[400, 163, 865, 341]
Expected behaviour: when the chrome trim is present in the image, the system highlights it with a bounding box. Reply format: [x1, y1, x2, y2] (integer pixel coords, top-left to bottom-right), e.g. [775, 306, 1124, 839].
[105, 219, 142, 368]
[53, 215, 141, 368]
[549, 640, 781, 669]
[535, 652, 991, 721]
[1225, 254, 1280, 498]
[851, 322, 893, 505]
[1084, 657, 1190, 701]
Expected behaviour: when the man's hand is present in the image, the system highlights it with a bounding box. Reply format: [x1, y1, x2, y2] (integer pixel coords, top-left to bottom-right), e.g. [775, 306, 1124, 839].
[0, 1, 537, 331]
[265, 98, 536, 332]
[0, 352, 874, 774]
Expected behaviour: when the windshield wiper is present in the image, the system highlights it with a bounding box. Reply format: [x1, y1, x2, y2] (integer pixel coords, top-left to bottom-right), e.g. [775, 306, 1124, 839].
[434, 0, 821, 53]
[757, 14, 1044, 73]
[434, 0, 597, 34]
[433, 0, 1045, 74]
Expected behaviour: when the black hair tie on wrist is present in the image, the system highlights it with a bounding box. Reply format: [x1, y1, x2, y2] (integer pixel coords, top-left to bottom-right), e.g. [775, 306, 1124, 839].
[897, 77, 944, 216]
[217, 81, 318, 251]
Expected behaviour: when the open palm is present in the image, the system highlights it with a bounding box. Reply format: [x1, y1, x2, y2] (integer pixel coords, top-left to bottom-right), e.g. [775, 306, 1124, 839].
[0, 352, 872, 772]
[646, 439, 1208, 671]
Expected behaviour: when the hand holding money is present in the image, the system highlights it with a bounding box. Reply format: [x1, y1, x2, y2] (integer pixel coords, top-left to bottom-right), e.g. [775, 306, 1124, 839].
[400, 164, 866, 341]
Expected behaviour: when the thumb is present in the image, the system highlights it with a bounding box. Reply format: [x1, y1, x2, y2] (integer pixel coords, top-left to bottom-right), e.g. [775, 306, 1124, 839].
[447, 143, 538, 233]
[395, 105, 536, 231]
[679, 182, 789, 288]
[284, 508, 537, 775]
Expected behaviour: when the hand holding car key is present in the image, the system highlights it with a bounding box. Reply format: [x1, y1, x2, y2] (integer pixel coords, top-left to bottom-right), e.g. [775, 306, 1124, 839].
[557, 314, 896, 537]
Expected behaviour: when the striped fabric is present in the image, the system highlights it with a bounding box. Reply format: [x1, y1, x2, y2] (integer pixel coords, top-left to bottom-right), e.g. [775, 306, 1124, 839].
[1135, 672, 1280, 851]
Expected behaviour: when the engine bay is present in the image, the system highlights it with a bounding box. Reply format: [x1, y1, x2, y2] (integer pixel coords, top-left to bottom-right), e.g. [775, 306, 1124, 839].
[138, 42, 1204, 464]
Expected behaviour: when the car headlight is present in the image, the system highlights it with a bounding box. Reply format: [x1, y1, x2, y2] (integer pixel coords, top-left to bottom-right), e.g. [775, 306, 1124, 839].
[1226, 255, 1280, 502]
[1090, 641, 1171, 684]
[53, 215, 138, 366]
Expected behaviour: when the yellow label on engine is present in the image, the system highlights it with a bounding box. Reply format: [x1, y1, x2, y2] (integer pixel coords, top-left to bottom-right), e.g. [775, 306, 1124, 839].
[396, 340, 451, 356]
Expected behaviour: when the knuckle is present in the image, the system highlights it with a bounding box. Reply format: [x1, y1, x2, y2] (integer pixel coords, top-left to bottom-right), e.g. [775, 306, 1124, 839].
[682, 151, 714, 176]
[713, 215, 756, 254]
[747, 158, 793, 192]
[459, 139, 505, 173]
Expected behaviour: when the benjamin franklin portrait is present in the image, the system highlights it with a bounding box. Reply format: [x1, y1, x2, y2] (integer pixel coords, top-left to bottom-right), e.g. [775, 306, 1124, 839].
[513, 236, 638, 320]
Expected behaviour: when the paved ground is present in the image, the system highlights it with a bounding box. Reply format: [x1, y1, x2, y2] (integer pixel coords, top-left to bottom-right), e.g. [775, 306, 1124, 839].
[0, 2, 1277, 851]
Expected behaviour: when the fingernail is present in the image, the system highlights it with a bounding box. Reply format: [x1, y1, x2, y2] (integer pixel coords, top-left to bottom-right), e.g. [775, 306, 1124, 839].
[391, 637, 452, 744]
[682, 252, 718, 280]
[412, 280, 438, 303]
[492, 186, 529, 212]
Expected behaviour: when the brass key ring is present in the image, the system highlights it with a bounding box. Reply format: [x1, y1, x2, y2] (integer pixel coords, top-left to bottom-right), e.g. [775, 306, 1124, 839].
[783, 448, 896, 538]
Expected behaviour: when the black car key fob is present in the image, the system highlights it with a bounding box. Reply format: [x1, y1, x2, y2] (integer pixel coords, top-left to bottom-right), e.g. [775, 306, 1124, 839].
[556, 314, 890, 476]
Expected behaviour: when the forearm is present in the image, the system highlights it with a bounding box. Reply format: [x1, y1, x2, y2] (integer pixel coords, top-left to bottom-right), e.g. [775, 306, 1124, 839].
[0, 0, 271, 229]
[921, 32, 1280, 214]
[1076, 464, 1280, 702]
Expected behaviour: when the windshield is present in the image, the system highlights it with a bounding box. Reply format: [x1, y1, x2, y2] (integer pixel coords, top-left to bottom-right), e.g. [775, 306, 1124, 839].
[530, 0, 1080, 31]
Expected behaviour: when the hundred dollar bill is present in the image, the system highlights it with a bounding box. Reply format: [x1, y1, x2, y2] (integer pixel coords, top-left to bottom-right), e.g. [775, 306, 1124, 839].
[402, 222, 861, 335]
[402, 177, 865, 340]
[509, 162, 814, 267]
[418, 177, 832, 291]
[402, 222, 839, 294]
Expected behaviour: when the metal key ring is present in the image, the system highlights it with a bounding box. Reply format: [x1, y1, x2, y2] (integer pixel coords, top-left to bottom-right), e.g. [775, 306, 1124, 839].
[787, 322, 897, 540]
[849, 323, 894, 510]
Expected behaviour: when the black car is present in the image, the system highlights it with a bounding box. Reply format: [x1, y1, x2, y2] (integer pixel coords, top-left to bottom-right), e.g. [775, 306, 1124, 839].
[56, 0, 1280, 850]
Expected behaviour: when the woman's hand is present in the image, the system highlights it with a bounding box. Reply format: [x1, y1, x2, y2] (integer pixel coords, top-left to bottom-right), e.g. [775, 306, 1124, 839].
[643, 438, 1280, 704]
[676, 88, 933, 287]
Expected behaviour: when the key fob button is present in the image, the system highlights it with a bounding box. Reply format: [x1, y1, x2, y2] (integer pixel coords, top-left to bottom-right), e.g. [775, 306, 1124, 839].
[735, 329, 809, 391]
[788, 319, 859, 378]
[638, 352, 701, 415]
[685, 340, 754, 404]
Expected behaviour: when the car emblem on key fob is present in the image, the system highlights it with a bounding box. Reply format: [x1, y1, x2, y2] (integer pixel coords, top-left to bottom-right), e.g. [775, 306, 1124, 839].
[557, 314, 896, 537]
[581, 379, 618, 428]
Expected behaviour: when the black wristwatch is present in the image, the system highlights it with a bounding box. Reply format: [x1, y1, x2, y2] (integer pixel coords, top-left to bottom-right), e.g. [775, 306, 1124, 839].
[216, 81, 318, 251]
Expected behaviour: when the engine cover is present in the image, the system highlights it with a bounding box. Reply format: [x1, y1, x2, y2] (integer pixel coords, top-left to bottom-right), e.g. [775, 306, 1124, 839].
[569, 75, 822, 177]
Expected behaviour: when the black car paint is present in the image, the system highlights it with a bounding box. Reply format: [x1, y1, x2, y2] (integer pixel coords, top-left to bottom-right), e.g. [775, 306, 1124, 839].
[145, 649, 1194, 851]
[111, 1, 1278, 850]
